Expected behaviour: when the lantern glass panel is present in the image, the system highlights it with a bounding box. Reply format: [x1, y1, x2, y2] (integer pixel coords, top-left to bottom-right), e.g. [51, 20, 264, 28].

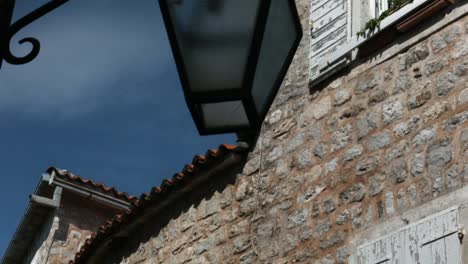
[167, 0, 261, 93]
[200, 101, 249, 129]
[251, 0, 298, 114]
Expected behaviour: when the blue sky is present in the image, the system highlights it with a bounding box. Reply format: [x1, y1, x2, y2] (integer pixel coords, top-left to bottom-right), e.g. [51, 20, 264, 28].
[0, 0, 234, 257]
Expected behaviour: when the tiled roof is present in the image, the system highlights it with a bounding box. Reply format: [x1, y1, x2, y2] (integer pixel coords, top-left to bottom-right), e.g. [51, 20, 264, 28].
[47, 167, 138, 203]
[71, 144, 247, 264]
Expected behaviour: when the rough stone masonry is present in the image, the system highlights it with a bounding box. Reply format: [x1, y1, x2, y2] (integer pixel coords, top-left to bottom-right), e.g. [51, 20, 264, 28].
[112, 1, 467, 263]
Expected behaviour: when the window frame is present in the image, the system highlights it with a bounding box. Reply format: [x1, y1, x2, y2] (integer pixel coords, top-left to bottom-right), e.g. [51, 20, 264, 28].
[310, 0, 443, 87]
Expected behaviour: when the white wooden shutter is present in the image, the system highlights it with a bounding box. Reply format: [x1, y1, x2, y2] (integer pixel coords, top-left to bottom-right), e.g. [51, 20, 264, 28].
[357, 236, 391, 264]
[417, 209, 461, 264]
[356, 208, 462, 264]
[309, 0, 351, 85]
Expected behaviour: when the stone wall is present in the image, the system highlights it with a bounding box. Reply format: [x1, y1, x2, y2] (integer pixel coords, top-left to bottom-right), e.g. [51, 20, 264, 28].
[107, 1, 467, 263]
[28, 190, 121, 264]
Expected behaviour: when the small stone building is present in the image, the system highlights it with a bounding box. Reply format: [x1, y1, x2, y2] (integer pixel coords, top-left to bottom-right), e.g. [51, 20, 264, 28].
[1, 167, 135, 264]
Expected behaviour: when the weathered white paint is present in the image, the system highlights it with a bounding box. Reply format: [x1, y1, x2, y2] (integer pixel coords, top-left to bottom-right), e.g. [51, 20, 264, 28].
[445, 232, 462, 264]
[355, 208, 462, 264]
[310, 0, 349, 80]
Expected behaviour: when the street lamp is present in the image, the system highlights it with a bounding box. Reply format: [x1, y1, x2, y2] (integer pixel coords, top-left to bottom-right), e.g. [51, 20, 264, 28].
[160, 0, 302, 135]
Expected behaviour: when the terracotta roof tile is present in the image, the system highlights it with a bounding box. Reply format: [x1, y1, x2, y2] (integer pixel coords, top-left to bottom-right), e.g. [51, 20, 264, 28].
[47, 167, 138, 203]
[71, 144, 247, 264]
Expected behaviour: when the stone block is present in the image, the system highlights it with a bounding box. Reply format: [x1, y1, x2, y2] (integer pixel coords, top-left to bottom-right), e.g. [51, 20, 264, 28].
[273, 118, 297, 139]
[310, 96, 332, 120]
[313, 143, 328, 159]
[351, 205, 363, 230]
[447, 164, 461, 190]
[286, 133, 305, 153]
[355, 73, 380, 94]
[383, 100, 403, 124]
[267, 109, 282, 125]
[334, 89, 352, 106]
[337, 247, 349, 264]
[355, 157, 379, 175]
[339, 183, 366, 204]
[239, 250, 257, 264]
[436, 72, 458, 96]
[239, 197, 257, 216]
[385, 192, 395, 217]
[244, 156, 260, 176]
[229, 220, 249, 238]
[443, 111, 467, 131]
[336, 210, 350, 225]
[426, 138, 453, 167]
[316, 255, 335, 264]
[424, 58, 448, 76]
[397, 190, 406, 211]
[393, 74, 412, 94]
[303, 183, 326, 203]
[368, 131, 391, 150]
[452, 39, 468, 60]
[408, 83, 432, 109]
[323, 198, 336, 214]
[410, 152, 425, 177]
[343, 145, 364, 162]
[325, 158, 338, 174]
[454, 59, 468, 77]
[389, 159, 408, 184]
[357, 110, 379, 139]
[236, 180, 251, 201]
[267, 146, 283, 163]
[288, 209, 308, 228]
[308, 123, 323, 140]
[296, 149, 314, 169]
[422, 101, 448, 122]
[319, 230, 347, 249]
[331, 124, 353, 151]
[314, 222, 332, 239]
[412, 125, 437, 147]
[460, 88, 468, 105]
[340, 104, 365, 119]
[368, 89, 390, 106]
[233, 235, 251, 254]
[369, 174, 386, 196]
[408, 184, 417, 206]
[385, 140, 408, 162]
[393, 116, 421, 137]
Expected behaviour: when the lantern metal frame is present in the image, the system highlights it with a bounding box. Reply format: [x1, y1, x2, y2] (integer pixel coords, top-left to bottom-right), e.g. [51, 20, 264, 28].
[159, 0, 303, 135]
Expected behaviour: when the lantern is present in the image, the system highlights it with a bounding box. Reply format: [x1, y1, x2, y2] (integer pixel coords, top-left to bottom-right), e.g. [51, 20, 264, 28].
[160, 0, 302, 135]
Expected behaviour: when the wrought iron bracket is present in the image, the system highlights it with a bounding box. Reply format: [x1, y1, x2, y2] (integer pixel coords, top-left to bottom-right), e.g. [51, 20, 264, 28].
[0, 0, 68, 69]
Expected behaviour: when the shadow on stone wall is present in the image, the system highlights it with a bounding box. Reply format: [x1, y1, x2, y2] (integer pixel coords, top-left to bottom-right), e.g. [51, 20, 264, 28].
[101, 160, 246, 264]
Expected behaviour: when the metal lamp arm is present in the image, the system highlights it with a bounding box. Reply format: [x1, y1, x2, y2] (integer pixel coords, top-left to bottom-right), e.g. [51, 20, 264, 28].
[0, 0, 69, 67]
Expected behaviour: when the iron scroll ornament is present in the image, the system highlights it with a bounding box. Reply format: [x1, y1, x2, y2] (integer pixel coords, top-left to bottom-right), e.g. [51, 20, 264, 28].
[0, 0, 68, 69]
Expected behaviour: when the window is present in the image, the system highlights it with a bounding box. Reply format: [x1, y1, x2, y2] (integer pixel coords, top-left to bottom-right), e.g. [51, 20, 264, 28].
[374, 0, 389, 19]
[354, 208, 462, 264]
[309, 0, 456, 87]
